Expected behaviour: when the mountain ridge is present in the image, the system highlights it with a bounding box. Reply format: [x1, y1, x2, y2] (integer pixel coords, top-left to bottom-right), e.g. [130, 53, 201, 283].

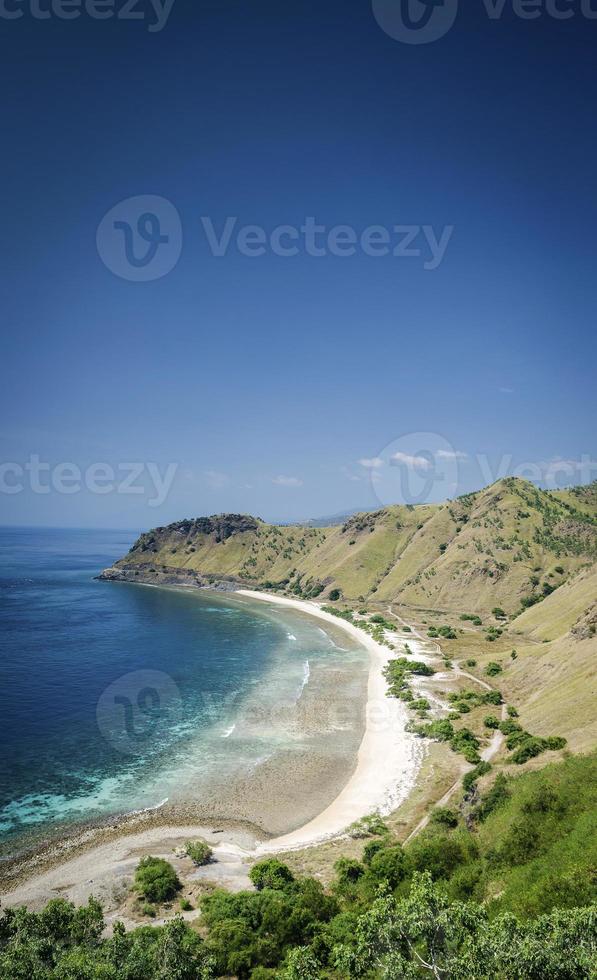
[101, 477, 597, 621]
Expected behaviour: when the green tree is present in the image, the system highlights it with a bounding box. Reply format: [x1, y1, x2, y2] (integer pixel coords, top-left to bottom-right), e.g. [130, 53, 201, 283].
[249, 859, 295, 891]
[282, 945, 322, 979]
[134, 857, 181, 904]
[332, 872, 597, 978]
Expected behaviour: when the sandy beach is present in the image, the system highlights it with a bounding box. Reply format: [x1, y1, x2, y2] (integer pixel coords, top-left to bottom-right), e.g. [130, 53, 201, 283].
[237, 592, 423, 852]
[0, 591, 423, 910]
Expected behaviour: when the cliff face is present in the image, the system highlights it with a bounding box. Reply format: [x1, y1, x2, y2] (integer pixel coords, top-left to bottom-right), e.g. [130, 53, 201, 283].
[99, 515, 261, 590]
[98, 562, 241, 590]
[100, 479, 597, 617]
[128, 514, 261, 554]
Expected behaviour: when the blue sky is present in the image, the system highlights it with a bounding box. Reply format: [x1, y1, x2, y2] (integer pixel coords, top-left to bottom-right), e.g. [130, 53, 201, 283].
[1, 0, 596, 527]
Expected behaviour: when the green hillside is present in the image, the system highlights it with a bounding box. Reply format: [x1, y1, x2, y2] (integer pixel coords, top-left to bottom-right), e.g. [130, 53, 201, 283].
[103, 478, 597, 619]
[100, 476, 597, 757]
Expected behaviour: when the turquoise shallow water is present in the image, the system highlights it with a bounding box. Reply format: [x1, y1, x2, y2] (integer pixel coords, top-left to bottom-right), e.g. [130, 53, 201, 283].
[0, 527, 366, 854]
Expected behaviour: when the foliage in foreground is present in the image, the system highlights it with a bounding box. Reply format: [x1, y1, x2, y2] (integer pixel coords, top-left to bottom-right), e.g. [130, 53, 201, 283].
[1, 755, 595, 978]
[0, 900, 213, 979]
[1, 877, 594, 980]
[330, 872, 596, 980]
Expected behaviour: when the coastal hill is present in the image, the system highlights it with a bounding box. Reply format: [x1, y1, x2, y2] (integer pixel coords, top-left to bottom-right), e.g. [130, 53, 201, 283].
[100, 476, 597, 751]
[102, 477, 597, 620]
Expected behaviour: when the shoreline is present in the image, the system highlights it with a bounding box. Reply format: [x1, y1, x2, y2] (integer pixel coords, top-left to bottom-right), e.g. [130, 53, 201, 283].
[236, 591, 423, 852]
[0, 589, 423, 908]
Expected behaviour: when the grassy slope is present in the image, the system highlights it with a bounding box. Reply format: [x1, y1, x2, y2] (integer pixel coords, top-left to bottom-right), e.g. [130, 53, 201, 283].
[116, 478, 596, 615]
[503, 563, 597, 752]
[417, 751, 597, 919]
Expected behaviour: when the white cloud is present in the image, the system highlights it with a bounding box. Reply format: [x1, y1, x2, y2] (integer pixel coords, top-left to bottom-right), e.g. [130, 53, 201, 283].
[390, 451, 432, 471]
[498, 386, 514, 394]
[539, 456, 597, 477]
[204, 469, 230, 489]
[436, 449, 468, 460]
[358, 457, 384, 469]
[272, 475, 303, 487]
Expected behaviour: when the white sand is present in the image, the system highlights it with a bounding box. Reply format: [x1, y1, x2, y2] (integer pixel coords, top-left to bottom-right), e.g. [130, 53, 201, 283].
[236, 591, 423, 852]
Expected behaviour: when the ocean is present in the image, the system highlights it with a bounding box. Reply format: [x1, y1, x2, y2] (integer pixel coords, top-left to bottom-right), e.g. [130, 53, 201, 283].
[0, 527, 367, 856]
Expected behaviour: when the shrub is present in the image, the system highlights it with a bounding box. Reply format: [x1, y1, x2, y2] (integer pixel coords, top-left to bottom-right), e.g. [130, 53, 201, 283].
[475, 772, 510, 821]
[506, 730, 531, 750]
[348, 813, 389, 838]
[328, 588, 342, 601]
[134, 857, 181, 904]
[185, 839, 213, 866]
[499, 719, 523, 736]
[430, 807, 459, 828]
[179, 897, 193, 911]
[492, 607, 506, 618]
[451, 728, 481, 764]
[419, 719, 454, 742]
[546, 736, 567, 751]
[334, 858, 364, 885]
[368, 845, 407, 888]
[465, 659, 477, 667]
[485, 662, 503, 676]
[142, 902, 156, 917]
[249, 859, 295, 891]
[460, 614, 482, 626]
[484, 715, 500, 729]
[362, 839, 385, 865]
[511, 737, 548, 765]
[407, 833, 474, 880]
[463, 761, 491, 793]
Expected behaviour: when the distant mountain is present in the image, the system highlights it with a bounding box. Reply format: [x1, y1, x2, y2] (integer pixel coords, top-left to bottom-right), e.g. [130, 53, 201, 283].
[289, 507, 378, 527]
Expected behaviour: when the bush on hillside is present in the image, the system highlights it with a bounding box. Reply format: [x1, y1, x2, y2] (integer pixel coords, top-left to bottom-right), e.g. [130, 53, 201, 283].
[133, 856, 181, 903]
[186, 839, 213, 866]
[249, 858, 295, 891]
[430, 807, 459, 828]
